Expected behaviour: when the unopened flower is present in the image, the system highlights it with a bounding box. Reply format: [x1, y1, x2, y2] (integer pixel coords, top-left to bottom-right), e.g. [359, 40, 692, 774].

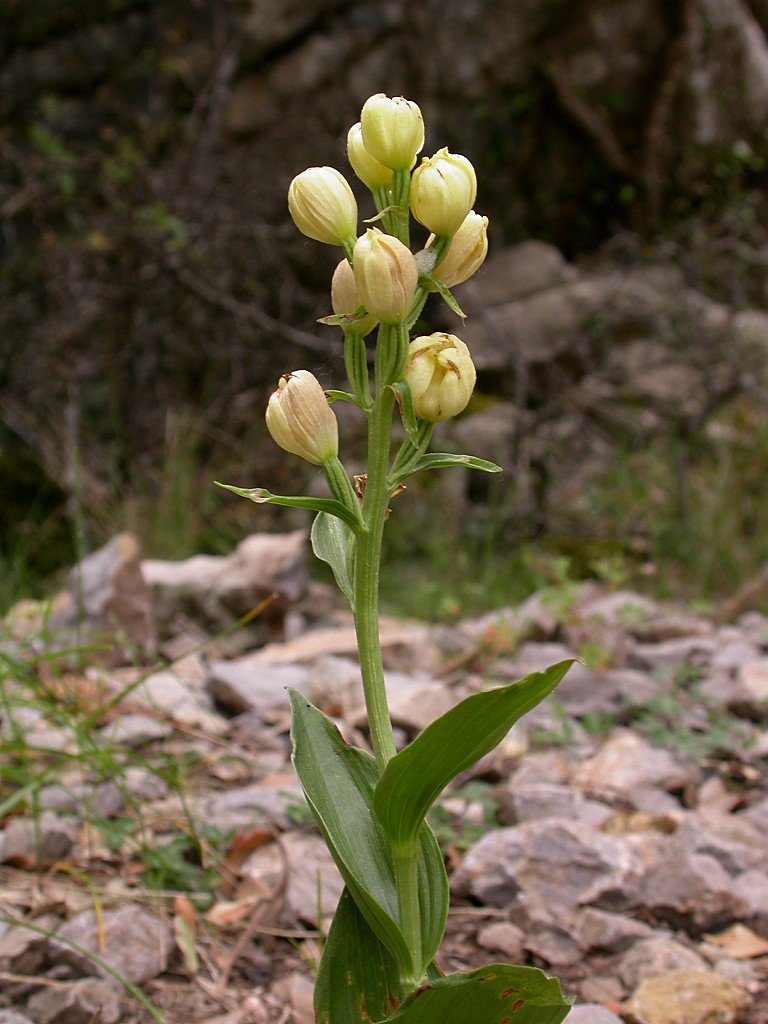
[428, 211, 488, 289]
[347, 123, 394, 190]
[353, 228, 418, 325]
[406, 333, 476, 421]
[410, 149, 477, 238]
[331, 259, 378, 337]
[360, 94, 424, 171]
[288, 167, 358, 247]
[265, 370, 338, 465]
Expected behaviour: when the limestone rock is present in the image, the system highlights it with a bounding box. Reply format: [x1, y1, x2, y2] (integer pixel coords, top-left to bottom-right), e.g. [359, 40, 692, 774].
[619, 936, 707, 989]
[567, 1006, 623, 1024]
[574, 731, 695, 798]
[0, 812, 78, 866]
[143, 530, 307, 636]
[625, 969, 750, 1024]
[239, 833, 343, 927]
[575, 907, 655, 954]
[49, 906, 172, 983]
[49, 532, 156, 664]
[451, 818, 641, 912]
[26, 978, 121, 1024]
[206, 659, 311, 714]
[638, 850, 752, 932]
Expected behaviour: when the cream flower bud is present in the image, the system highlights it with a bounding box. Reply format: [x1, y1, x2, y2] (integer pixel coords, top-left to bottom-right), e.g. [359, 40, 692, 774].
[360, 94, 425, 171]
[288, 167, 357, 246]
[428, 211, 488, 289]
[265, 370, 338, 465]
[331, 259, 378, 337]
[353, 228, 418, 325]
[347, 123, 394, 190]
[406, 333, 476, 422]
[410, 149, 477, 238]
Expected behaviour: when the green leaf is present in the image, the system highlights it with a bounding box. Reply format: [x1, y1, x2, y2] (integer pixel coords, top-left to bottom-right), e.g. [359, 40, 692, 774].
[215, 482, 363, 531]
[389, 380, 420, 446]
[326, 389, 369, 409]
[318, 308, 370, 328]
[381, 964, 572, 1024]
[344, 332, 373, 408]
[311, 512, 355, 607]
[374, 662, 572, 850]
[314, 888, 406, 1024]
[289, 692, 449, 978]
[391, 452, 502, 485]
[426, 279, 466, 319]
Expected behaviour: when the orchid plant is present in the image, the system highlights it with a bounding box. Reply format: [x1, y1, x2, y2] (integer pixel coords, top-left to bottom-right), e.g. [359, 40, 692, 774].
[220, 93, 572, 1024]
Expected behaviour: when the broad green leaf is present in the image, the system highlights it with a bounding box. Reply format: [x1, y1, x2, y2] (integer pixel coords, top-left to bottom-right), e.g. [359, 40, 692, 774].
[311, 512, 355, 607]
[381, 964, 572, 1024]
[389, 380, 420, 446]
[215, 482, 363, 531]
[374, 663, 572, 850]
[314, 888, 406, 1024]
[315, 891, 445, 1024]
[391, 452, 502, 485]
[289, 692, 449, 978]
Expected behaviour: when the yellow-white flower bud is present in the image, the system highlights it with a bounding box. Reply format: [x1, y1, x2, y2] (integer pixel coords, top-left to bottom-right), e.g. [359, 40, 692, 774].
[288, 167, 357, 247]
[353, 228, 418, 325]
[428, 211, 488, 289]
[406, 333, 476, 422]
[410, 149, 477, 238]
[360, 94, 425, 171]
[331, 259, 378, 337]
[265, 370, 338, 465]
[347, 123, 394, 190]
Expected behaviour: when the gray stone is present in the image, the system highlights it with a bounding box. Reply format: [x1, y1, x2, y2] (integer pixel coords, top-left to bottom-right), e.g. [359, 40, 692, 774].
[93, 664, 227, 734]
[206, 659, 311, 713]
[100, 713, 172, 747]
[49, 906, 171, 983]
[0, 1014, 36, 1024]
[387, 679, 454, 732]
[674, 811, 768, 874]
[619, 936, 706, 989]
[497, 782, 611, 827]
[49, 532, 157, 664]
[476, 921, 525, 960]
[38, 781, 122, 818]
[638, 849, 752, 932]
[574, 731, 694, 798]
[0, 917, 59, 974]
[143, 530, 307, 634]
[630, 636, 718, 670]
[240, 833, 343, 927]
[575, 907, 655, 954]
[198, 779, 305, 830]
[26, 978, 121, 1024]
[0, 812, 78, 865]
[451, 818, 641, 912]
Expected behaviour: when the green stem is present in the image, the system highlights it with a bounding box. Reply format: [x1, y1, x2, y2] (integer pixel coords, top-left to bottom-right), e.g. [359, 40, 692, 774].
[353, 323, 399, 771]
[392, 169, 410, 246]
[394, 845, 422, 984]
[323, 456, 365, 530]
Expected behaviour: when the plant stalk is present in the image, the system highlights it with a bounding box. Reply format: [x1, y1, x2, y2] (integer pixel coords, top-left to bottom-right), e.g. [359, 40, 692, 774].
[394, 844, 423, 984]
[352, 323, 399, 771]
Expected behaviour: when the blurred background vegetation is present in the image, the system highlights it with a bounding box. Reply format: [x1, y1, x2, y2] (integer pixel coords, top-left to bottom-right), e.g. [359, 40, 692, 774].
[2, 0, 768, 619]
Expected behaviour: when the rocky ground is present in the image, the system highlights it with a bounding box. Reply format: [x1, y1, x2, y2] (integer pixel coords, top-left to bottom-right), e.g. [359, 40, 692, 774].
[1, 531, 768, 1024]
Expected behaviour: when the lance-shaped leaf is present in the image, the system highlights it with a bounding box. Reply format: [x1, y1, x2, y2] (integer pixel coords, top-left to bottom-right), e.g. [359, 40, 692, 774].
[311, 512, 355, 607]
[374, 662, 572, 850]
[380, 964, 572, 1024]
[289, 692, 449, 978]
[314, 888, 406, 1024]
[424, 277, 466, 319]
[390, 452, 502, 486]
[326, 389, 370, 410]
[389, 380, 420, 446]
[315, 891, 445, 1024]
[215, 482, 364, 532]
